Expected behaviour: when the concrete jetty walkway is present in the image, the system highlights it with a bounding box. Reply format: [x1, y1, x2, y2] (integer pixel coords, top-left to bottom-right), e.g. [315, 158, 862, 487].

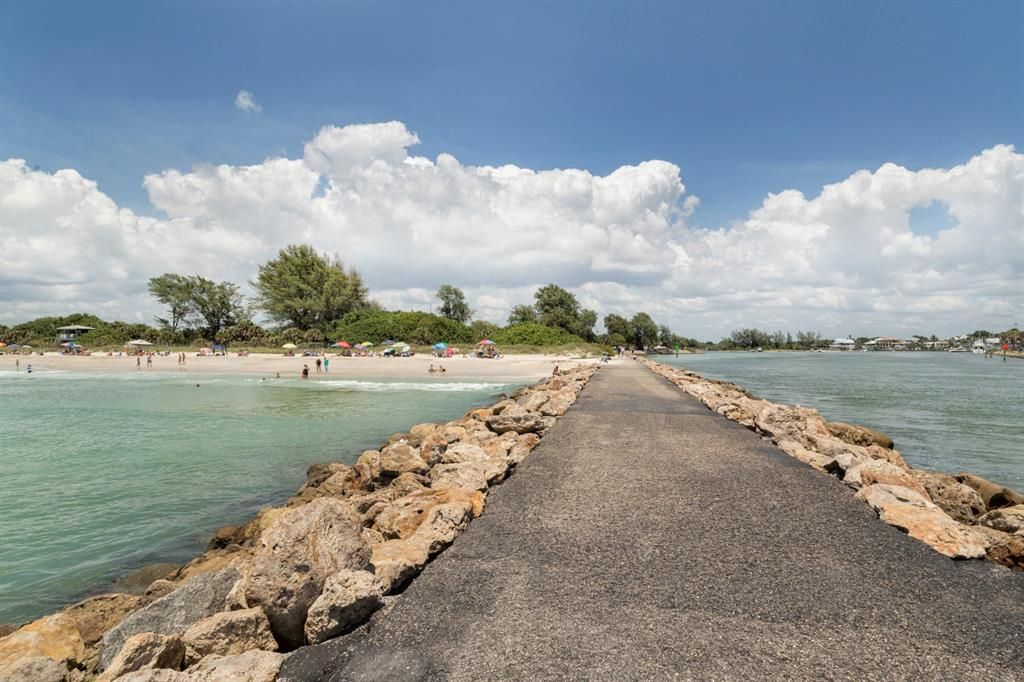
[281, 362, 1024, 681]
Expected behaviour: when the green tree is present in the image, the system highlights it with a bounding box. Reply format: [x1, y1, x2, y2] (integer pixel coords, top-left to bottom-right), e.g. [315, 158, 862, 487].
[147, 273, 195, 332]
[254, 244, 367, 330]
[471, 320, 500, 341]
[533, 284, 596, 340]
[603, 314, 630, 341]
[630, 312, 659, 349]
[436, 284, 472, 323]
[507, 304, 537, 326]
[191, 277, 245, 341]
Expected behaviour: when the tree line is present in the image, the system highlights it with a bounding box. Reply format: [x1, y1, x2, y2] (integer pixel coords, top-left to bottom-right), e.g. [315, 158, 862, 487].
[1, 244, 691, 350]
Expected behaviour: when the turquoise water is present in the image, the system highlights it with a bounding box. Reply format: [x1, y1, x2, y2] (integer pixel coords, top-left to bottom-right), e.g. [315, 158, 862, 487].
[658, 352, 1023, 491]
[0, 370, 520, 625]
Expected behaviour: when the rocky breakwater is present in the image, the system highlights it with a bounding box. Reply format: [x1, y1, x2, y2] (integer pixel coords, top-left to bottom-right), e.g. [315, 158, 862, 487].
[638, 357, 1024, 570]
[0, 365, 598, 682]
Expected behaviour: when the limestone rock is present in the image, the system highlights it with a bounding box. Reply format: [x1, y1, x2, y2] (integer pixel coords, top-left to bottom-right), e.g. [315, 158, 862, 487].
[304, 462, 351, 488]
[911, 470, 986, 524]
[99, 567, 240, 670]
[753, 403, 829, 444]
[507, 433, 541, 466]
[827, 451, 866, 476]
[63, 593, 142, 646]
[977, 504, 1024, 534]
[955, 474, 1024, 510]
[776, 439, 834, 471]
[304, 570, 384, 644]
[112, 670, 188, 682]
[844, 460, 929, 498]
[985, 533, 1024, 571]
[186, 650, 284, 682]
[486, 405, 547, 434]
[319, 466, 369, 497]
[855, 484, 986, 559]
[826, 421, 895, 449]
[242, 498, 369, 649]
[440, 442, 489, 464]
[516, 391, 549, 412]
[409, 502, 473, 557]
[0, 613, 85, 669]
[143, 581, 177, 604]
[372, 488, 484, 540]
[429, 462, 488, 492]
[0, 656, 68, 682]
[419, 432, 449, 465]
[370, 540, 429, 594]
[181, 608, 276, 666]
[378, 444, 428, 477]
[99, 633, 184, 681]
[865, 445, 909, 470]
[539, 389, 574, 417]
[409, 422, 438, 442]
[355, 450, 382, 481]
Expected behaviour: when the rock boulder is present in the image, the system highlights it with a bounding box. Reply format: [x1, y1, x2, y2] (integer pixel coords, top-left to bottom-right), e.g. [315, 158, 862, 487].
[186, 650, 284, 682]
[955, 474, 1024, 510]
[977, 504, 1024, 535]
[911, 470, 986, 524]
[378, 444, 429, 477]
[0, 613, 85, 669]
[304, 570, 384, 644]
[99, 633, 184, 681]
[181, 608, 276, 666]
[826, 421, 895, 449]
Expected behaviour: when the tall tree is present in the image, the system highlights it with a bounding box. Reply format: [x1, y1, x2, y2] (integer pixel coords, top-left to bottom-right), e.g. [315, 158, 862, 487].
[533, 284, 596, 339]
[436, 284, 472, 323]
[148, 273, 195, 332]
[190, 277, 245, 340]
[507, 304, 537, 326]
[603, 314, 630, 340]
[254, 244, 367, 330]
[629, 312, 659, 349]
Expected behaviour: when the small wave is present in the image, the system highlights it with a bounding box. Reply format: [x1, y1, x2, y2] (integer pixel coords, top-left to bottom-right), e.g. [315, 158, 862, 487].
[308, 379, 511, 393]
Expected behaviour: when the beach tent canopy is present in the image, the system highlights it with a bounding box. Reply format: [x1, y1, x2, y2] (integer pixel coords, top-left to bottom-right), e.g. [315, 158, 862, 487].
[478, 339, 495, 345]
[361, 342, 374, 347]
[126, 339, 153, 346]
[432, 342, 447, 350]
[383, 339, 395, 345]
[281, 343, 298, 349]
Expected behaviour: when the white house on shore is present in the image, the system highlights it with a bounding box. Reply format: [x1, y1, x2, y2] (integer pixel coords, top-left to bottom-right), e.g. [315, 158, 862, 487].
[55, 325, 94, 342]
[828, 338, 857, 351]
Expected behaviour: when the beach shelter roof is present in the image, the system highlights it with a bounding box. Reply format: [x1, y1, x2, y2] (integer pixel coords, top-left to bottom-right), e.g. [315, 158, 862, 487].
[282, 343, 298, 349]
[56, 325, 95, 331]
[126, 339, 153, 346]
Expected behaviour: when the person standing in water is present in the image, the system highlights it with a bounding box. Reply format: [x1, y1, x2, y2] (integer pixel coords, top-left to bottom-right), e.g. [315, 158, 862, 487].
[137, 356, 141, 369]
[146, 355, 152, 368]
[323, 356, 330, 373]
[315, 357, 322, 373]
[302, 364, 310, 379]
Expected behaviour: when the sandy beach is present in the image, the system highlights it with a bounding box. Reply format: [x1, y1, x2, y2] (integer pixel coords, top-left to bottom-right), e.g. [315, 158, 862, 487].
[0, 352, 600, 381]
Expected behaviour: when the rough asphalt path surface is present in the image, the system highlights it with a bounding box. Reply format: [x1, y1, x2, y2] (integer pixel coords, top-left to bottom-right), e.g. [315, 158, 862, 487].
[280, 362, 1024, 681]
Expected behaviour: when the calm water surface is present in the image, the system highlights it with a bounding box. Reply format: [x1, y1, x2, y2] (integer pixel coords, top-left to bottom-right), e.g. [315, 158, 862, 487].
[658, 352, 1023, 491]
[0, 370, 520, 625]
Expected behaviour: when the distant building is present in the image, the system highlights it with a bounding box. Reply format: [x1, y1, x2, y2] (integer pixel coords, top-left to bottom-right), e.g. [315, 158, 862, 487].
[829, 338, 857, 351]
[867, 336, 903, 351]
[55, 325, 94, 342]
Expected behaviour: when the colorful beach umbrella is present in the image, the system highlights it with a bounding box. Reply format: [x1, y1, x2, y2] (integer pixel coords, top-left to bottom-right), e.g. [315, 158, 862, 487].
[333, 341, 352, 348]
[432, 342, 447, 350]
[478, 339, 495, 345]
[282, 343, 298, 349]
[361, 342, 374, 347]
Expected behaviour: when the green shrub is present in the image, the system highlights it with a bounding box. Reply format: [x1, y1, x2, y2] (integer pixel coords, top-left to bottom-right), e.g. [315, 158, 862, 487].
[493, 323, 582, 346]
[333, 310, 474, 345]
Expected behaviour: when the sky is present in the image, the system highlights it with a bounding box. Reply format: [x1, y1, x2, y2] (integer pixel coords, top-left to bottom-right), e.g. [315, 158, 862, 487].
[1, 1, 1021, 340]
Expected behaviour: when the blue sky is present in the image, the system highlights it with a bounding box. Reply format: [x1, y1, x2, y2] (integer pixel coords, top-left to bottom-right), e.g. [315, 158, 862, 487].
[1, 1, 1021, 337]
[2, 1, 1020, 228]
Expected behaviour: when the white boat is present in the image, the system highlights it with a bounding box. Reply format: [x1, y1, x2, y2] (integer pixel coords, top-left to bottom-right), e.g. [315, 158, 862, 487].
[948, 347, 969, 353]
[971, 341, 986, 354]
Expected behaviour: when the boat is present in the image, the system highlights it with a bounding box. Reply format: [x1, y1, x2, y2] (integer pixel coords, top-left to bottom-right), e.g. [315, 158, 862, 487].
[971, 341, 986, 354]
[948, 347, 970, 353]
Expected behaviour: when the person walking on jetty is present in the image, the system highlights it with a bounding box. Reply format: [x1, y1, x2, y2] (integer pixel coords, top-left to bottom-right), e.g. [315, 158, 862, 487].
[302, 364, 310, 379]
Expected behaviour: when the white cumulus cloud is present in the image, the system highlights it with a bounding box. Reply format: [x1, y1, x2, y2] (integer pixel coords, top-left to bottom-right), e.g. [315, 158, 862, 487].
[1, 121, 1021, 339]
[234, 90, 261, 113]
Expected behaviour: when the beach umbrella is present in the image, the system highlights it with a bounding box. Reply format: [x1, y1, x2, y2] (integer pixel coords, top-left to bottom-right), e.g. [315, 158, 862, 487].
[22, 345, 32, 349]
[127, 339, 153, 346]
[338, 341, 352, 348]
[432, 342, 447, 350]
[478, 339, 495, 345]
[361, 342, 374, 347]
[282, 343, 298, 349]
[383, 339, 395, 345]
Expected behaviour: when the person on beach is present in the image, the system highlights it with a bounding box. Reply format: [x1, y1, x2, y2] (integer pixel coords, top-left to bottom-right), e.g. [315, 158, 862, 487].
[15, 359, 19, 369]
[552, 365, 559, 376]
[315, 357, 322, 372]
[275, 372, 280, 379]
[137, 356, 141, 369]
[439, 364, 446, 374]
[146, 355, 152, 368]
[428, 364, 436, 374]
[302, 364, 309, 379]
[323, 356, 330, 372]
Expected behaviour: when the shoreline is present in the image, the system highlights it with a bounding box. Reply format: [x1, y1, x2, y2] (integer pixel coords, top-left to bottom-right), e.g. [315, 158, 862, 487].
[0, 363, 602, 679]
[0, 352, 593, 382]
[637, 356, 1023, 567]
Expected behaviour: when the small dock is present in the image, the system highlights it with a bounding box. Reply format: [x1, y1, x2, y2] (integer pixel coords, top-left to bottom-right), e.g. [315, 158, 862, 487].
[282, 362, 1024, 680]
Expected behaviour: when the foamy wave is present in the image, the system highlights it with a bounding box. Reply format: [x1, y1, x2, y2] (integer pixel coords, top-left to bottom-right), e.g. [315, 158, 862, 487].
[309, 380, 511, 393]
